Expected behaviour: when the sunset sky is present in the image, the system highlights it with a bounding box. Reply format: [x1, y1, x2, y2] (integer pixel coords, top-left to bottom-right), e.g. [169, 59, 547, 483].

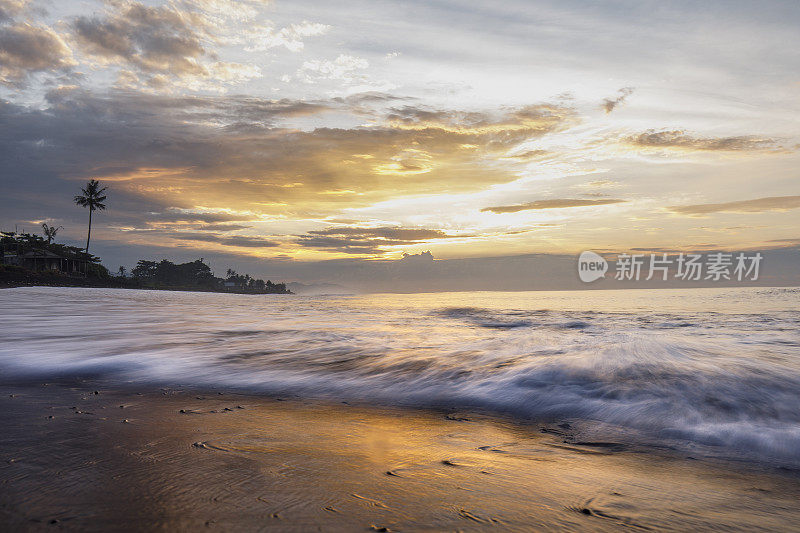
[1, 0, 799, 288]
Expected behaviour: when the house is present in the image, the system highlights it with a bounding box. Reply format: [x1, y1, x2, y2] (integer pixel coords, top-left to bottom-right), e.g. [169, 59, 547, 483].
[1, 248, 88, 274]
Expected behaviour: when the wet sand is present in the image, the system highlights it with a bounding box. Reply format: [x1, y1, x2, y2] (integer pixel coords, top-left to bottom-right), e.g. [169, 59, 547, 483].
[2, 382, 800, 532]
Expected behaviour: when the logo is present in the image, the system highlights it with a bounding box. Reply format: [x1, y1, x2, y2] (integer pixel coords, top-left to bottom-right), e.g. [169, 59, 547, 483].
[578, 251, 608, 282]
[577, 250, 762, 283]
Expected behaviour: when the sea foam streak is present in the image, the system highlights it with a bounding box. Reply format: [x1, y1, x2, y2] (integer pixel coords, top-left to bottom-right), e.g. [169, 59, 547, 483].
[1, 286, 799, 465]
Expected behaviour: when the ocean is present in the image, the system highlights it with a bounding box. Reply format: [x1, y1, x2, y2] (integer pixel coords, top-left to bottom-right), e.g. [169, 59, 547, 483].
[2, 286, 799, 467]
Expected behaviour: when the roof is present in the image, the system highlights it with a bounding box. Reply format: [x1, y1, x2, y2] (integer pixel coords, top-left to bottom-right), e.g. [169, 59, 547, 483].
[21, 249, 65, 259]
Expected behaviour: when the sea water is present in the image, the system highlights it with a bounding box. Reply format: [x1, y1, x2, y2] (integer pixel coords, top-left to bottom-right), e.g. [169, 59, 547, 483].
[1, 286, 798, 466]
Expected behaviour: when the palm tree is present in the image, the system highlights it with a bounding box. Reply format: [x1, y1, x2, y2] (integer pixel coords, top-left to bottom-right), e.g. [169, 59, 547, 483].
[74, 179, 107, 253]
[41, 223, 63, 244]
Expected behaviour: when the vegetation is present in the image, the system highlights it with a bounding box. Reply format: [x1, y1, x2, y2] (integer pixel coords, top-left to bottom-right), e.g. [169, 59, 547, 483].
[2, 179, 290, 294]
[74, 179, 107, 253]
[0, 232, 110, 288]
[130, 260, 289, 293]
[42, 223, 63, 244]
[0, 232, 290, 293]
[1, 232, 107, 274]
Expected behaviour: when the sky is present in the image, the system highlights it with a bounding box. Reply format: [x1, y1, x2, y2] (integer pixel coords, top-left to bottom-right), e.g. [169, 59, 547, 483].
[1, 0, 799, 290]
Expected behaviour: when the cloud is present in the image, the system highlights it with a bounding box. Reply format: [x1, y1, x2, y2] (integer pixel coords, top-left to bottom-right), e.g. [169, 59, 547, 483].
[179, 233, 280, 248]
[71, 0, 263, 88]
[602, 87, 634, 113]
[245, 20, 330, 52]
[502, 149, 550, 161]
[0, 22, 73, 86]
[669, 195, 800, 216]
[767, 238, 800, 246]
[72, 3, 207, 74]
[626, 129, 780, 152]
[0, 0, 27, 22]
[136, 214, 257, 232]
[385, 104, 573, 137]
[144, 209, 252, 224]
[336, 91, 414, 106]
[297, 226, 461, 254]
[309, 226, 455, 240]
[197, 223, 252, 231]
[120, 227, 280, 249]
[481, 198, 626, 214]
[297, 54, 369, 83]
[0, 87, 578, 257]
[44, 86, 331, 129]
[0, 89, 574, 222]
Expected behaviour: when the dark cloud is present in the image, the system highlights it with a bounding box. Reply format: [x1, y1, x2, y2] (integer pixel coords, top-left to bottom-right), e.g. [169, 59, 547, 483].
[386, 104, 573, 138]
[309, 226, 454, 240]
[481, 198, 626, 214]
[626, 129, 779, 152]
[0, 22, 72, 86]
[0, 89, 573, 226]
[0, 0, 26, 23]
[767, 238, 800, 246]
[197, 223, 252, 232]
[142, 211, 253, 225]
[72, 2, 208, 77]
[43, 87, 330, 129]
[298, 226, 461, 254]
[295, 236, 386, 254]
[387, 106, 487, 127]
[0, 87, 577, 260]
[180, 233, 280, 248]
[334, 91, 416, 108]
[602, 87, 634, 113]
[121, 228, 280, 249]
[669, 195, 800, 216]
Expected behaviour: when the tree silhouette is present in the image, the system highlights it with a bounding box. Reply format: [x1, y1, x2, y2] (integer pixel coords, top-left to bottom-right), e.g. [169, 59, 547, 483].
[74, 179, 107, 253]
[41, 223, 63, 244]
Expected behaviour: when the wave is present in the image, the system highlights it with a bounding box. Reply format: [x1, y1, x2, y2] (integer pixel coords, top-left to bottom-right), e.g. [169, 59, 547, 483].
[433, 307, 593, 330]
[1, 286, 800, 466]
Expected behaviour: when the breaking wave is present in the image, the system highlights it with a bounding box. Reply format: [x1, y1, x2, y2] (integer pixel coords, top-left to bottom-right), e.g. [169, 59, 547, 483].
[1, 286, 799, 466]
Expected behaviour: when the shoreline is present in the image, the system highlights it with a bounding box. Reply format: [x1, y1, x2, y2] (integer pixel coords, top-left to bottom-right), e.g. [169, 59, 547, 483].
[0, 282, 292, 295]
[3, 381, 800, 531]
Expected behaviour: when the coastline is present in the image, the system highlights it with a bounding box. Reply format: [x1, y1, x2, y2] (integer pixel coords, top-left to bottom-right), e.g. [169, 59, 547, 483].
[0, 281, 292, 295]
[3, 381, 800, 531]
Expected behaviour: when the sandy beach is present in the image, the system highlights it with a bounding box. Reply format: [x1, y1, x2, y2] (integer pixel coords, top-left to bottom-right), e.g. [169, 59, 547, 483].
[3, 380, 800, 532]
